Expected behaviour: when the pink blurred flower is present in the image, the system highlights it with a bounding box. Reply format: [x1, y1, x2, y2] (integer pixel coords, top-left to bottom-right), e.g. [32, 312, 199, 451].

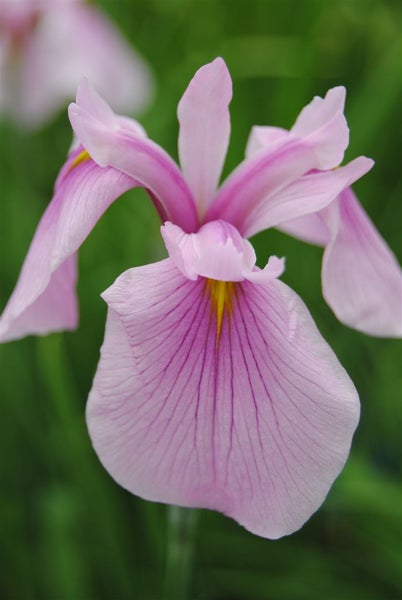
[1, 58, 400, 538]
[0, 0, 153, 129]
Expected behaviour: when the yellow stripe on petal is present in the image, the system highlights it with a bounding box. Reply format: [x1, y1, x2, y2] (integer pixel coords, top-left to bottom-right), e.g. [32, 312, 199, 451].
[206, 279, 235, 347]
[68, 149, 91, 172]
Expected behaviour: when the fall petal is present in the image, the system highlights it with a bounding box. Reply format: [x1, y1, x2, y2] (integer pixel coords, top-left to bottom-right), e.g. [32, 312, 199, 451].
[322, 189, 402, 337]
[87, 259, 359, 539]
[177, 57, 232, 216]
[0, 147, 135, 342]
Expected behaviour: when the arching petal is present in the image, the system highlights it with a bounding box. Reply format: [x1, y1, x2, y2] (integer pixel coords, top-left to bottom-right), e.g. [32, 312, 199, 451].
[177, 57, 232, 216]
[0, 146, 136, 343]
[322, 189, 402, 337]
[69, 80, 198, 233]
[241, 156, 373, 238]
[87, 259, 359, 539]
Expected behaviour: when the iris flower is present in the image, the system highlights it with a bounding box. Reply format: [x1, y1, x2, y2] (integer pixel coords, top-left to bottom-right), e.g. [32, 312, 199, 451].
[1, 58, 401, 538]
[0, 0, 153, 129]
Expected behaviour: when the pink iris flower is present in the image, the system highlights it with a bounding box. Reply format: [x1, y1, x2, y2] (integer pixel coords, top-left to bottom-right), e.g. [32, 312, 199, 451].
[0, 0, 153, 129]
[1, 58, 401, 538]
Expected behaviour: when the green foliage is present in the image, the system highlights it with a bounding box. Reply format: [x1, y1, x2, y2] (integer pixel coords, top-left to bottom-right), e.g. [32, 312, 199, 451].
[0, 1, 401, 598]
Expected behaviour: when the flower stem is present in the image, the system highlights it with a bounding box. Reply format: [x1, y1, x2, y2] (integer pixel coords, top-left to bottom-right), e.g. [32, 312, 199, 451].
[163, 506, 198, 600]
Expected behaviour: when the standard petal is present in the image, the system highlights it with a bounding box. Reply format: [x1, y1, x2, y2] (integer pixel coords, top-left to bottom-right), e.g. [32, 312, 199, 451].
[245, 126, 289, 158]
[69, 82, 198, 232]
[0, 146, 135, 343]
[321, 189, 402, 337]
[291, 87, 348, 170]
[177, 57, 232, 216]
[87, 259, 359, 539]
[241, 156, 374, 237]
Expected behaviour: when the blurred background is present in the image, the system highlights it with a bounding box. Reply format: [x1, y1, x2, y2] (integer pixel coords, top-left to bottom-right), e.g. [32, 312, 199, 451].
[0, 0, 401, 598]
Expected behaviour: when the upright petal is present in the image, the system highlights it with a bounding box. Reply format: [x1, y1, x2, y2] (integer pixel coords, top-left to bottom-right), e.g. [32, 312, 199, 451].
[321, 189, 402, 337]
[245, 126, 289, 158]
[178, 58, 232, 216]
[69, 81, 198, 233]
[291, 87, 348, 170]
[245, 88, 347, 165]
[0, 146, 135, 343]
[87, 259, 359, 539]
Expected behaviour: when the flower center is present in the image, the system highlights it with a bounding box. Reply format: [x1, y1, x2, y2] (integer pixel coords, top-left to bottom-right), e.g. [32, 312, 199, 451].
[206, 279, 235, 346]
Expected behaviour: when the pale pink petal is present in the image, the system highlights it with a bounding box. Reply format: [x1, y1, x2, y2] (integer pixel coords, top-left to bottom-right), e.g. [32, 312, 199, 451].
[207, 86, 351, 231]
[276, 213, 330, 246]
[69, 81, 198, 232]
[245, 126, 290, 158]
[245, 88, 347, 171]
[177, 57, 232, 216]
[208, 129, 372, 236]
[207, 142, 321, 232]
[87, 259, 359, 539]
[16, 2, 154, 129]
[161, 220, 285, 283]
[321, 189, 402, 337]
[0, 146, 135, 342]
[241, 156, 374, 237]
[291, 87, 348, 170]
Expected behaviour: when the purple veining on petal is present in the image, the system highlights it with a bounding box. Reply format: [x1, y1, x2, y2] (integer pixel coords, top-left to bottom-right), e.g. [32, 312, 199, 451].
[87, 258, 359, 538]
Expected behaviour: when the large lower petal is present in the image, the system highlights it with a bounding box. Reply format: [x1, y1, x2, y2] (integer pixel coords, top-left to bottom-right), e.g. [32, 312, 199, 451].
[0, 146, 135, 343]
[87, 259, 359, 539]
[321, 189, 402, 337]
[177, 58, 232, 217]
[69, 81, 198, 233]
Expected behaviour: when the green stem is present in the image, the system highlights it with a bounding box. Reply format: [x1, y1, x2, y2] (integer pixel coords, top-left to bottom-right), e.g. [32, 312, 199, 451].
[163, 506, 198, 600]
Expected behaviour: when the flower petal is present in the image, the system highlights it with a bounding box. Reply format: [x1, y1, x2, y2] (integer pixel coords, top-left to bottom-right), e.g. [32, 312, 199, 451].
[177, 57, 232, 216]
[69, 80, 198, 232]
[241, 156, 374, 237]
[207, 88, 353, 232]
[245, 126, 289, 157]
[161, 220, 284, 283]
[321, 189, 402, 337]
[11, 2, 154, 129]
[276, 213, 330, 246]
[291, 87, 348, 170]
[0, 146, 135, 342]
[87, 259, 359, 539]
